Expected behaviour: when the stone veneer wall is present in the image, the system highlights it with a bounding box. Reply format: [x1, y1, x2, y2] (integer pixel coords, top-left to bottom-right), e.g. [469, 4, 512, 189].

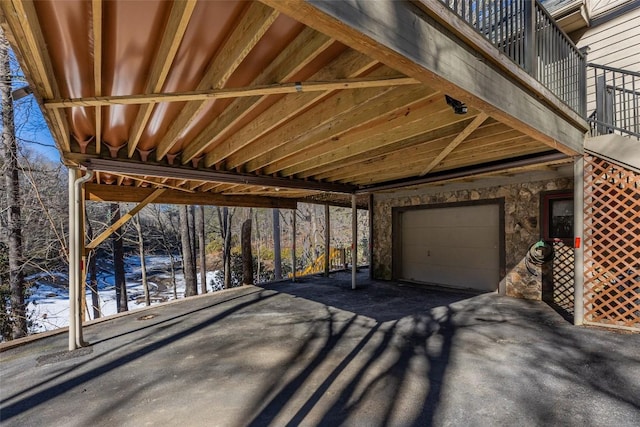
[372, 173, 573, 300]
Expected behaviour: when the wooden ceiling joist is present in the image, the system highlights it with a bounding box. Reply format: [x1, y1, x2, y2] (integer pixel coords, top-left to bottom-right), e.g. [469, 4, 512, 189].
[201, 50, 380, 169]
[154, 1, 280, 161]
[85, 183, 298, 209]
[127, 0, 197, 157]
[419, 112, 489, 176]
[92, 0, 102, 156]
[194, 26, 335, 167]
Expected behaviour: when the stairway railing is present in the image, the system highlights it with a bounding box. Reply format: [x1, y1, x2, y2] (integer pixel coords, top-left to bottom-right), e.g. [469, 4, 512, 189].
[587, 63, 640, 140]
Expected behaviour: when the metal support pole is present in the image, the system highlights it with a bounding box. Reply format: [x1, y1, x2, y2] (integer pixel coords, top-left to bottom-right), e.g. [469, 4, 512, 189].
[74, 170, 93, 347]
[68, 168, 77, 351]
[292, 208, 296, 283]
[352, 194, 357, 290]
[324, 204, 330, 276]
[573, 156, 585, 326]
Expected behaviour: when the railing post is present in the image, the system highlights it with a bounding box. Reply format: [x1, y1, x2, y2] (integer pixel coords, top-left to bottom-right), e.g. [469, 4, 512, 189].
[524, 0, 537, 78]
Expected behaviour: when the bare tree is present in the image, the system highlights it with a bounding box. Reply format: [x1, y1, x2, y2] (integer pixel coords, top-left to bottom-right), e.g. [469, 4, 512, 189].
[1, 31, 26, 338]
[179, 205, 197, 296]
[217, 206, 234, 288]
[273, 208, 282, 280]
[84, 207, 101, 319]
[133, 215, 150, 306]
[241, 218, 253, 285]
[110, 203, 128, 312]
[196, 205, 207, 293]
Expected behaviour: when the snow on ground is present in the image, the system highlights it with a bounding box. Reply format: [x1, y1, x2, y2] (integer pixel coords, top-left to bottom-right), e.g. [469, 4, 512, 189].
[26, 256, 223, 334]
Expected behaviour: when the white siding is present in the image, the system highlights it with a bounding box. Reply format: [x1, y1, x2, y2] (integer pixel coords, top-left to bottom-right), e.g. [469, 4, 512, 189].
[572, 6, 640, 116]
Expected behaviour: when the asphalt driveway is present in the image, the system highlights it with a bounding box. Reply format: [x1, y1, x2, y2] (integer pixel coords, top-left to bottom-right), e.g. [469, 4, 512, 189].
[1, 271, 639, 426]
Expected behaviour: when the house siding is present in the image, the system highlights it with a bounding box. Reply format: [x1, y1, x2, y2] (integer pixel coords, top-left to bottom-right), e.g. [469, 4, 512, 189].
[572, 5, 640, 115]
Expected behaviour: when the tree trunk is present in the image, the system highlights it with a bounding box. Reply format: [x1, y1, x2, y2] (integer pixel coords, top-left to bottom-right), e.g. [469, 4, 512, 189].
[241, 219, 253, 285]
[84, 210, 101, 319]
[133, 216, 150, 306]
[110, 203, 128, 312]
[273, 208, 282, 280]
[217, 207, 233, 289]
[180, 205, 197, 297]
[196, 206, 207, 293]
[1, 32, 27, 338]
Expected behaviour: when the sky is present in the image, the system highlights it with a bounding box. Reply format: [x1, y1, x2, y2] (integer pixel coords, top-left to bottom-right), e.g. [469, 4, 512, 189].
[9, 48, 62, 163]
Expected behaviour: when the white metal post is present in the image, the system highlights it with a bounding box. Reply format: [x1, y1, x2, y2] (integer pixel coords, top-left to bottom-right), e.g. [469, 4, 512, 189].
[74, 170, 93, 347]
[68, 168, 77, 351]
[352, 194, 357, 290]
[574, 156, 585, 325]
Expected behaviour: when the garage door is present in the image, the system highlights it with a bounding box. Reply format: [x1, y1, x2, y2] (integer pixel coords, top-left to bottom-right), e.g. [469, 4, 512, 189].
[400, 204, 500, 292]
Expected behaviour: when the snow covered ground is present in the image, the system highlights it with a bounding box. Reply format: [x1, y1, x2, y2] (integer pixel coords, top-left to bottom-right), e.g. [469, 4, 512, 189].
[25, 256, 222, 334]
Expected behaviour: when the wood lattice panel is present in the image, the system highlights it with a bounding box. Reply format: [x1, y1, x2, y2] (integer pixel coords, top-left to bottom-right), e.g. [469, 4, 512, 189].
[583, 155, 640, 330]
[552, 242, 574, 317]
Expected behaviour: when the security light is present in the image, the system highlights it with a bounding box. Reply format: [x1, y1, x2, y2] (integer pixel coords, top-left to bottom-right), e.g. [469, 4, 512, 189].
[445, 95, 467, 114]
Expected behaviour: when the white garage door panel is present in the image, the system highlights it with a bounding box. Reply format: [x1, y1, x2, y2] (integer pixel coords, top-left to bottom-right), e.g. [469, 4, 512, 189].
[400, 204, 500, 291]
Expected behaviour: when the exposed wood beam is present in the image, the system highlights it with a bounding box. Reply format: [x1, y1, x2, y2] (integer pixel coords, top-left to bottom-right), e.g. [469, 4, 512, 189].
[2, 1, 71, 151]
[278, 95, 468, 177]
[86, 189, 166, 250]
[190, 27, 335, 166]
[199, 50, 379, 169]
[318, 122, 518, 181]
[306, 118, 484, 179]
[127, 0, 197, 157]
[92, 0, 102, 155]
[155, 2, 280, 161]
[85, 183, 298, 209]
[419, 112, 488, 176]
[81, 158, 357, 194]
[245, 82, 433, 173]
[261, 0, 586, 155]
[44, 76, 418, 109]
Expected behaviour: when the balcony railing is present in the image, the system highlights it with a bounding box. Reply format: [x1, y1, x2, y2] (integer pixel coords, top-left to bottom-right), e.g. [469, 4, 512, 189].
[587, 63, 640, 140]
[438, 0, 586, 116]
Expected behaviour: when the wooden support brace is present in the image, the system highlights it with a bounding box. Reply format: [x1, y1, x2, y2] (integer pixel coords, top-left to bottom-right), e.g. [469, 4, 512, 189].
[85, 188, 165, 250]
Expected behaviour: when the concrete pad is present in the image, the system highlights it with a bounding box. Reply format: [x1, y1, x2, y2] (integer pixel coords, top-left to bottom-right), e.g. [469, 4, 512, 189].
[1, 271, 639, 426]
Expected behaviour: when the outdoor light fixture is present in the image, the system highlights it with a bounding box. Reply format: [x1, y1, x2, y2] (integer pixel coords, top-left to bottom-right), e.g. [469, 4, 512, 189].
[445, 95, 467, 114]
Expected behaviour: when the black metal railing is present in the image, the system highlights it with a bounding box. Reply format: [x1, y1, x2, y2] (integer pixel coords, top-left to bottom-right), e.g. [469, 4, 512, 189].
[587, 63, 640, 140]
[437, 0, 586, 116]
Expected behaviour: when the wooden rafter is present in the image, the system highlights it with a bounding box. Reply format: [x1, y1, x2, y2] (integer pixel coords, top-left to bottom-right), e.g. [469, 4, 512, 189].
[191, 27, 335, 166]
[419, 112, 489, 175]
[155, 2, 279, 161]
[127, 0, 197, 157]
[92, 0, 102, 155]
[190, 50, 379, 168]
[86, 188, 166, 250]
[305, 119, 481, 180]
[243, 78, 429, 174]
[259, 86, 440, 175]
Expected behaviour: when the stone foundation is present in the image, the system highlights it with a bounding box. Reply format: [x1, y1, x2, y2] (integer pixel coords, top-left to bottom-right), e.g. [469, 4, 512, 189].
[372, 170, 572, 300]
